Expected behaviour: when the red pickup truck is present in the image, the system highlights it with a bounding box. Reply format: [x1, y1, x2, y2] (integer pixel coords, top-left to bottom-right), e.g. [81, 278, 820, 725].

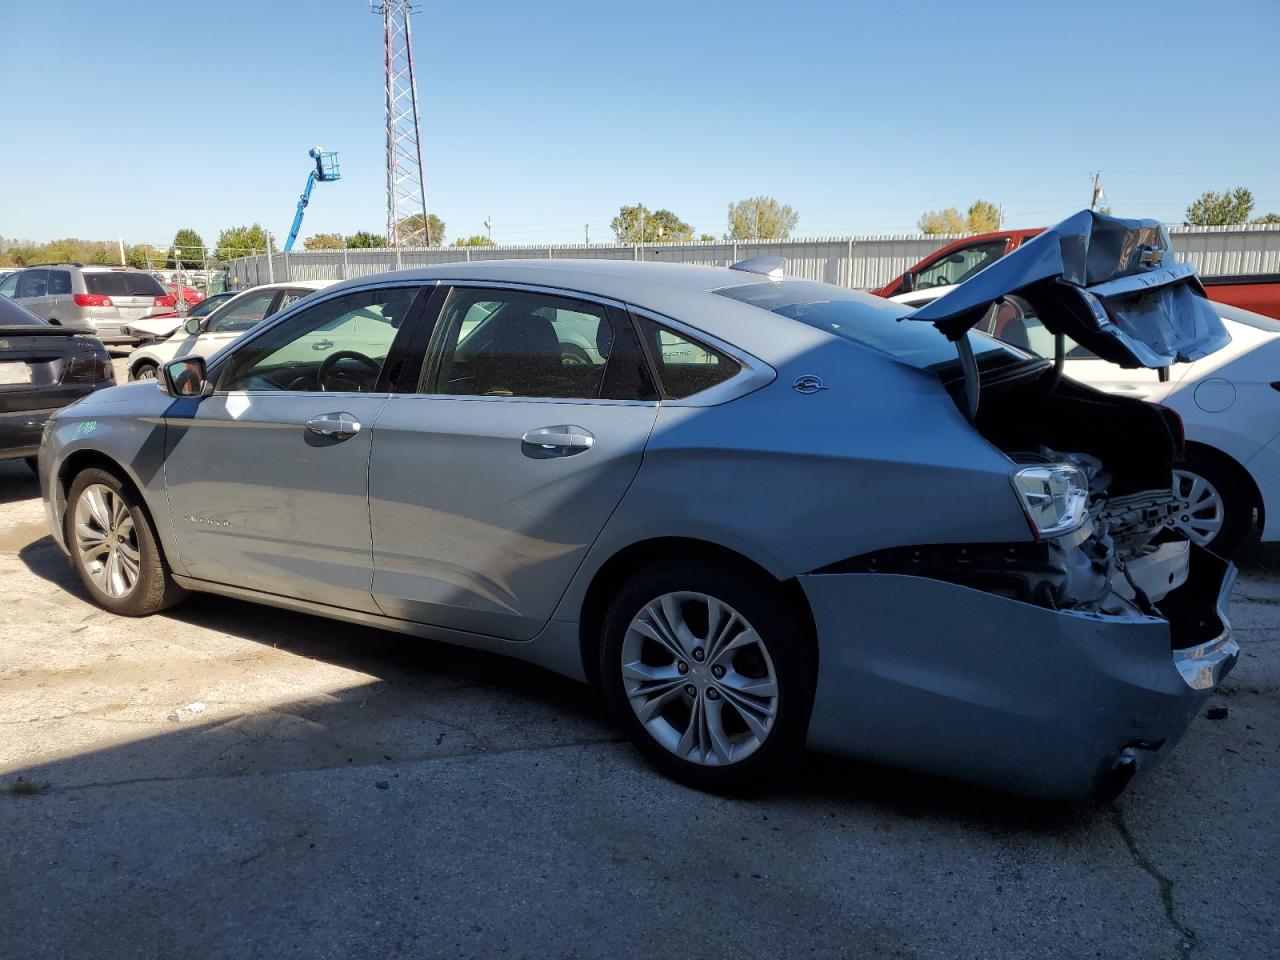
[874, 228, 1280, 320]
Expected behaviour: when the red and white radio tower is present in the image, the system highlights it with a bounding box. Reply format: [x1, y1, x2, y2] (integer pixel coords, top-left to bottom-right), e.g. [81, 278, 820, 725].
[371, 1, 431, 246]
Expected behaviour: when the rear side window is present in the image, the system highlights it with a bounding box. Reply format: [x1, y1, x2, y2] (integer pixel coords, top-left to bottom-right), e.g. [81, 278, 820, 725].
[83, 272, 166, 297]
[48, 271, 71, 295]
[634, 316, 739, 399]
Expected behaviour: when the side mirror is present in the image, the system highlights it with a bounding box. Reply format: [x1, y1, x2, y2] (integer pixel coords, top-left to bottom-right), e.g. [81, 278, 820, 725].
[162, 356, 210, 398]
[899, 272, 916, 293]
[183, 317, 201, 336]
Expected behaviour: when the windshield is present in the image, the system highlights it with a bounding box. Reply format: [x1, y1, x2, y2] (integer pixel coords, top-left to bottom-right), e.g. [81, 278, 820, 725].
[715, 280, 1027, 372]
[189, 292, 232, 318]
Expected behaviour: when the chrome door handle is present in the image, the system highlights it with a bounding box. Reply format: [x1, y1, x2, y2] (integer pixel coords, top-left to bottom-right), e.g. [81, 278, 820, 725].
[521, 425, 595, 452]
[312, 339, 334, 351]
[306, 412, 361, 438]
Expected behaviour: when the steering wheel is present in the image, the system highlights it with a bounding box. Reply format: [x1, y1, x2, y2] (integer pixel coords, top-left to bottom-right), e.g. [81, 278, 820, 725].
[318, 350, 380, 392]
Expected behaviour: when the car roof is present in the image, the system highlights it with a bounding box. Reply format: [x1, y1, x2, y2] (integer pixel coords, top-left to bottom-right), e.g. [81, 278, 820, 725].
[319, 259, 867, 361]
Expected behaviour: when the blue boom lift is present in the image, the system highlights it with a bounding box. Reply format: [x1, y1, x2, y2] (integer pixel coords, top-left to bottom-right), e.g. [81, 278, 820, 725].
[283, 148, 341, 252]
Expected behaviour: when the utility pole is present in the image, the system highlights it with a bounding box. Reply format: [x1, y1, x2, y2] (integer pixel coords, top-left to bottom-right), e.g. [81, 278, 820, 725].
[1090, 172, 1104, 211]
[373, 1, 430, 247]
[484, 216, 492, 242]
[584, 223, 589, 245]
[116, 238, 126, 266]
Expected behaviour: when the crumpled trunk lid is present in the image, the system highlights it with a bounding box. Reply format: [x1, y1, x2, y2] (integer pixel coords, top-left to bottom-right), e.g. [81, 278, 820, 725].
[905, 210, 1229, 368]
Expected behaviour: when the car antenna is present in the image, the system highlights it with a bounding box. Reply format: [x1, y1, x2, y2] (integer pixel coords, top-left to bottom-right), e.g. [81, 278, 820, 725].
[729, 256, 786, 279]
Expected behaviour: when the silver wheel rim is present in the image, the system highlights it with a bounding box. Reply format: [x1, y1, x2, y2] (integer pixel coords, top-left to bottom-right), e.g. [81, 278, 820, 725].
[621, 592, 778, 766]
[135, 365, 157, 380]
[73, 483, 141, 599]
[1170, 469, 1225, 546]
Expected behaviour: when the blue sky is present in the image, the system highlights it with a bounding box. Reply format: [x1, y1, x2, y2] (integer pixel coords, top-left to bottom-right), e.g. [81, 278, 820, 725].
[2, 0, 1278, 247]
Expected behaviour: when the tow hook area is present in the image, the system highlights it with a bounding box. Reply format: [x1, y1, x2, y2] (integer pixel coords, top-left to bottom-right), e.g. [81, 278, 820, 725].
[1099, 742, 1165, 801]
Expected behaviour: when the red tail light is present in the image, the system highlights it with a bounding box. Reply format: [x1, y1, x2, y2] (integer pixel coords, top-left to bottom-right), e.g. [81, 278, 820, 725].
[154, 294, 176, 308]
[73, 293, 113, 307]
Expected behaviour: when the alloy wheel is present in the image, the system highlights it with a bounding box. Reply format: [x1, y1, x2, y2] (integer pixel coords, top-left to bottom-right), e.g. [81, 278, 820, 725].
[1170, 468, 1225, 546]
[73, 483, 141, 599]
[134, 365, 158, 380]
[621, 592, 778, 766]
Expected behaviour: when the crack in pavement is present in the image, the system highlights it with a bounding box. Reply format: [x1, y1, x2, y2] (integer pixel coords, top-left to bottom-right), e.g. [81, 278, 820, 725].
[1109, 807, 1198, 960]
[3, 734, 627, 797]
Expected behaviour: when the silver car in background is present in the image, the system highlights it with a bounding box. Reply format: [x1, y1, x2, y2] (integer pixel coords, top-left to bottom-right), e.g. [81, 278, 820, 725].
[0, 264, 173, 343]
[38, 211, 1239, 800]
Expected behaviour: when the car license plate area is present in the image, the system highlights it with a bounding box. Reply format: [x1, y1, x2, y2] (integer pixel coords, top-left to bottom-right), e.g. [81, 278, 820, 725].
[0, 361, 33, 386]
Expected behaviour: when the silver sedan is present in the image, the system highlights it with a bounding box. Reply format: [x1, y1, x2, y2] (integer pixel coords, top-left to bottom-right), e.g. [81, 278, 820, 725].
[39, 211, 1239, 800]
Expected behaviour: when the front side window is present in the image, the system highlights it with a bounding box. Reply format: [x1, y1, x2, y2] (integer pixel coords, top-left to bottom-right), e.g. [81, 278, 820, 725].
[219, 286, 419, 393]
[424, 287, 655, 401]
[16, 269, 49, 299]
[912, 240, 1007, 290]
[206, 289, 278, 333]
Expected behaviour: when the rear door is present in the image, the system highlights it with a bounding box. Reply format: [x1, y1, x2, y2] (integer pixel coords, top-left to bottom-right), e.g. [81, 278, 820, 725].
[45, 270, 73, 323]
[367, 284, 660, 640]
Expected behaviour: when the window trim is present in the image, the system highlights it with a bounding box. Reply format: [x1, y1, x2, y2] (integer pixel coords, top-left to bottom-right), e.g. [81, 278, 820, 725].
[206, 282, 434, 395]
[625, 304, 775, 406]
[410, 280, 659, 406]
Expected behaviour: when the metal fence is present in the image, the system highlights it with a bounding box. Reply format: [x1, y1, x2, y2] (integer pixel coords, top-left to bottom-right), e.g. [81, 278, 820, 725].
[225, 224, 1280, 291]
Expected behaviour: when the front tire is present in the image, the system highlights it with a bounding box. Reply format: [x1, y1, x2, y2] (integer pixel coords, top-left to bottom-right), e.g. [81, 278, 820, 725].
[600, 558, 815, 792]
[131, 360, 158, 381]
[64, 467, 186, 616]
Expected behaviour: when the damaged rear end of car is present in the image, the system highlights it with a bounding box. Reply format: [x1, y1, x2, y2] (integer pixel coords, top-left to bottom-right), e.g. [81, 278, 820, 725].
[798, 212, 1239, 799]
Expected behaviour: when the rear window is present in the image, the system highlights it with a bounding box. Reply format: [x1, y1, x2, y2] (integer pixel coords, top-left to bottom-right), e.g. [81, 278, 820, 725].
[715, 280, 1023, 373]
[83, 272, 166, 297]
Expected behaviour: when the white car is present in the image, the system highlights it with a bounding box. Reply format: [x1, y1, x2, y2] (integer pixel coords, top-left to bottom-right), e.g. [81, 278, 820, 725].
[892, 284, 1280, 555]
[127, 282, 331, 381]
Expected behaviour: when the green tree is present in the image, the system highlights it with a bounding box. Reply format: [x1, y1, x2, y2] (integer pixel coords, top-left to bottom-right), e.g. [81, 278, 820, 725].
[168, 228, 205, 268]
[1250, 212, 1280, 224]
[452, 235, 496, 247]
[966, 199, 1003, 233]
[396, 213, 445, 246]
[610, 204, 695, 243]
[918, 208, 968, 235]
[214, 224, 269, 261]
[699, 233, 717, 242]
[917, 200, 1003, 235]
[303, 233, 345, 250]
[124, 243, 164, 269]
[1185, 188, 1254, 226]
[727, 196, 799, 240]
[346, 231, 387, 248]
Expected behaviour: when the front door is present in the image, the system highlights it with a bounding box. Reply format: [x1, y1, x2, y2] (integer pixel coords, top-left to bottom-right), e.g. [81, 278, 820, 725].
[162, 284, 427, 611]
[368, 285, 660, 640]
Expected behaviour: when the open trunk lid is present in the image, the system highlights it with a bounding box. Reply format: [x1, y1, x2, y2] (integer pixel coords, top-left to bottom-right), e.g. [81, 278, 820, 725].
[905, 210, 1229, 368]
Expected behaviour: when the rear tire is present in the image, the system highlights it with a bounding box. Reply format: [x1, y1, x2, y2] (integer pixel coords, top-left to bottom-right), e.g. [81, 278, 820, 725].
[1172, 447, 1256, 558]
[64, 467, 186, 616]
[600, 558, 815, 792]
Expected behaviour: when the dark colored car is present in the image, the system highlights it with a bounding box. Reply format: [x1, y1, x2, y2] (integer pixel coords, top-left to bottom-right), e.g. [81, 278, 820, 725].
[0, 296, 115, 471]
